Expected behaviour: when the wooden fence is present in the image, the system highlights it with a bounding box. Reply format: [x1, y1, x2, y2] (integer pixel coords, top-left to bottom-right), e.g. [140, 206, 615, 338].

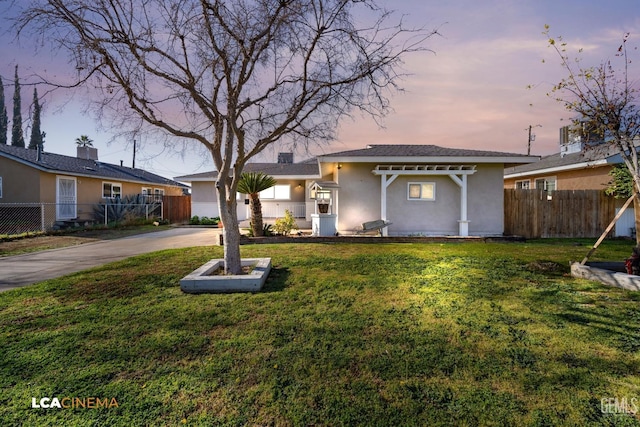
[504, 189, 617, 238]
[163, 195, 191, 224]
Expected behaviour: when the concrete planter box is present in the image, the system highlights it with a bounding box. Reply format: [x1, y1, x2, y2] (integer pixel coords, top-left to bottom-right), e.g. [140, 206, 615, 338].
[570, 262, 640, 292]
[180, 258, 271, 294]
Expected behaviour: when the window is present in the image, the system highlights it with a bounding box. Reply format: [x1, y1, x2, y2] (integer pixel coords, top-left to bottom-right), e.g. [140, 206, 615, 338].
[154, 188, 165, 200]
[515, 180, 530, 189]
[259, 185, 290, 200]
[535, 177, 556, 200]
[408, 182, 435, 201]
[535, 177, 556, 192]
[103, 182, 122, 199]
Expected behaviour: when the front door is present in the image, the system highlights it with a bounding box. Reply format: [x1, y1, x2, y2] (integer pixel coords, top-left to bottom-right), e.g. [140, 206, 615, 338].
[56, 176, 77, 220]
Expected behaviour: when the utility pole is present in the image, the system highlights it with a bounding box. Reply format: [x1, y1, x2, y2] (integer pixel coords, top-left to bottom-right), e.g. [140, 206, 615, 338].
[526, 125, 541, 155]
[132, 139, 136, 169]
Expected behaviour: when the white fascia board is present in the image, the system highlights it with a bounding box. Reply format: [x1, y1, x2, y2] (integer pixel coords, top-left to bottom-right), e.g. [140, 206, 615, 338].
[504, 159, 609, 179]
[272, 174, 322, 180]
[175, 174, 321, 183]
[319, 155, 539, 164]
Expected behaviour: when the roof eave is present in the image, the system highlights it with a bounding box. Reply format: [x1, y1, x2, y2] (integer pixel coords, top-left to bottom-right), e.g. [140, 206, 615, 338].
[504, 159, 609, 179]
[319, 155, 540, 164]
[175, 173, 322, 183]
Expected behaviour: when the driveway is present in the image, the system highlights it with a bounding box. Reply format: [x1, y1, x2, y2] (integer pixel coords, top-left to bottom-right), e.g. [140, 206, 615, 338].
[0, 227, 221, 292]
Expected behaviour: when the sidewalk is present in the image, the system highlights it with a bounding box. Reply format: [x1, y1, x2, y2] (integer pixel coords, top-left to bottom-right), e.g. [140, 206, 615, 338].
[0, 227, 221, 292]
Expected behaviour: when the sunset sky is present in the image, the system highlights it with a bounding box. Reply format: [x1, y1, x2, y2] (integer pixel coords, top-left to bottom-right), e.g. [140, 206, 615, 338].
[1, 0, 639, 179]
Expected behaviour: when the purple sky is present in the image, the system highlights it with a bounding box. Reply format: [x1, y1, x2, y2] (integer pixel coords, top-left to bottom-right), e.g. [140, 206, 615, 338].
[1, 0, 639, 179]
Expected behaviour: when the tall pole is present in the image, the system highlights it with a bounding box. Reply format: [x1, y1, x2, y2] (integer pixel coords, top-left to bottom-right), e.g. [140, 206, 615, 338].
[132, 139, 136, 169]
[526, 124, 541, 155]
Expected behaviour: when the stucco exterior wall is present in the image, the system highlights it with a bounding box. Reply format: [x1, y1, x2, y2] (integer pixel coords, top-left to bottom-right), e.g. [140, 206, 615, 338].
[334, 163, 381, 231]
[336, 163, 505, 236]
[0, 157, 42, 203]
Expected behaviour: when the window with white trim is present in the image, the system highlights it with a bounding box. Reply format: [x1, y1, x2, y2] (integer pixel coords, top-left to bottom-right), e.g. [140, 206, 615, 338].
[535, 177, 556, 200]
[103, 182, 122, 199]
[515, 180, 530, 189]
[259, 185, 291, 200]
[408, 182, 435, 201]
[535, 177, 556, 192]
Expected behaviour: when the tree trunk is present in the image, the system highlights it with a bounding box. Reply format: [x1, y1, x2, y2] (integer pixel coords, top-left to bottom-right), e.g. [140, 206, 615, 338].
[218, 187, 242, 275]
[250, 194, 263, 237]
[634, 193, 640, 246]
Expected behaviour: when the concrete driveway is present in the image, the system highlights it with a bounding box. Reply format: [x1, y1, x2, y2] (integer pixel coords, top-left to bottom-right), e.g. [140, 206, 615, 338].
[0, 227, 221, 292]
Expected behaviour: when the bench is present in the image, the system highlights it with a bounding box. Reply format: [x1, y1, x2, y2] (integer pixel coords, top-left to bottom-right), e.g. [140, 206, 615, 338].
[356, 219, 392, 236]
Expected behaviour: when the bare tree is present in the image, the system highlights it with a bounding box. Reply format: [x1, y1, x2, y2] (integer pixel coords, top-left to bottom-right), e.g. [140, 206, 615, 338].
[16, 0, 437, 273]
[545, 26, 640, 243]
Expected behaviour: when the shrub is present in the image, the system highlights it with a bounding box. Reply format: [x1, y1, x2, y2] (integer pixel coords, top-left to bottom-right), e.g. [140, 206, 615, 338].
[273, 210, 298, 236]
[188, 216, 220, 225]
[93, 195, 161, 225]
[246, 223, 273, 237]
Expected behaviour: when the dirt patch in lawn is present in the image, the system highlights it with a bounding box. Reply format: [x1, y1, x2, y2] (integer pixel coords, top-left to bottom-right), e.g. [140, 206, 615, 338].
[0, 235, 100, 257]
[0, 225, 171, 257]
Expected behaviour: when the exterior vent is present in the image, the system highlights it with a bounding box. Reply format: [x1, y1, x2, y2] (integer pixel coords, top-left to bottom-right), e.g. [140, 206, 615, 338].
[277, 152, 293, 164]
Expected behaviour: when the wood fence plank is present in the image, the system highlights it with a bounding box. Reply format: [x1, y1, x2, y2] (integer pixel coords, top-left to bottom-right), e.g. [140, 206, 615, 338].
[504, 189, 616, 238]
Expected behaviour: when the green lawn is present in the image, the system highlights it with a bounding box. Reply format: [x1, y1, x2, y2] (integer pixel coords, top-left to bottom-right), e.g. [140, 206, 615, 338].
[1, 240, 640, 426]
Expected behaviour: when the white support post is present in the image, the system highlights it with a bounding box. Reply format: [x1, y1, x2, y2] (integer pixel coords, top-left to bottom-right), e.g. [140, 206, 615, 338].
[380, 174, 398, 236]
[448, 174, 469, 236]
[458, 174, 469, 236]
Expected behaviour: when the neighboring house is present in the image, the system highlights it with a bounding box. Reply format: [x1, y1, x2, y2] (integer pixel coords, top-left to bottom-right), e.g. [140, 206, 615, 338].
[176, 145, 536, 236]
[503, 127, 636, 237]
[503, 144, 620, 193]
[0, 144, 188, 223]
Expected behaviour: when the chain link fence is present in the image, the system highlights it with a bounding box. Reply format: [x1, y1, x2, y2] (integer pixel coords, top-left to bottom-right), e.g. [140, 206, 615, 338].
[0, 202, 163, 236]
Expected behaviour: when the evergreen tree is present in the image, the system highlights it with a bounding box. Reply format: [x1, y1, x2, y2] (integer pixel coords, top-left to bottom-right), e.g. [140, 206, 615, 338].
[28, 88, 43, 150]
[11, 65, 25, 147]
[0, 76, 7, 145]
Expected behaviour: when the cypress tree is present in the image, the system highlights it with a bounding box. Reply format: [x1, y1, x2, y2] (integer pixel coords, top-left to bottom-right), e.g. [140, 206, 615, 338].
[0, 76, 7, 145]
[28, 88, 43, 150]
[11, 65, 25, 147]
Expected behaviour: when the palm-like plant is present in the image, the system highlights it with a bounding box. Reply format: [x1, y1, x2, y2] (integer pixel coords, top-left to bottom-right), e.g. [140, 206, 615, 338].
[237, 172, 276, 237]
[75, 135, 94, 147]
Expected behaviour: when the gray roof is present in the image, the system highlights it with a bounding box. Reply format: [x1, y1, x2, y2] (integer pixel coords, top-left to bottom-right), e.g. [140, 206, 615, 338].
[175, 161, 320, 181]
[504, 144, 621, 176]
[0, 144, 188, 188]
[319, 144, 537, 164]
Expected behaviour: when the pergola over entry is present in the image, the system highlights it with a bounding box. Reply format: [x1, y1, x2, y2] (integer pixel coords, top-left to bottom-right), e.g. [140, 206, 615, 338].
[372, 164, 478, 236]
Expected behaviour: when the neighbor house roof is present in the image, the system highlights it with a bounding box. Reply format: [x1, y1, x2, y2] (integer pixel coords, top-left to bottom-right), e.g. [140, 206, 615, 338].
[318, 144, 538, 167]
[0, 144, 188, 188]
[503, 145, 621, 179]
[175, 161, 321, 182]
